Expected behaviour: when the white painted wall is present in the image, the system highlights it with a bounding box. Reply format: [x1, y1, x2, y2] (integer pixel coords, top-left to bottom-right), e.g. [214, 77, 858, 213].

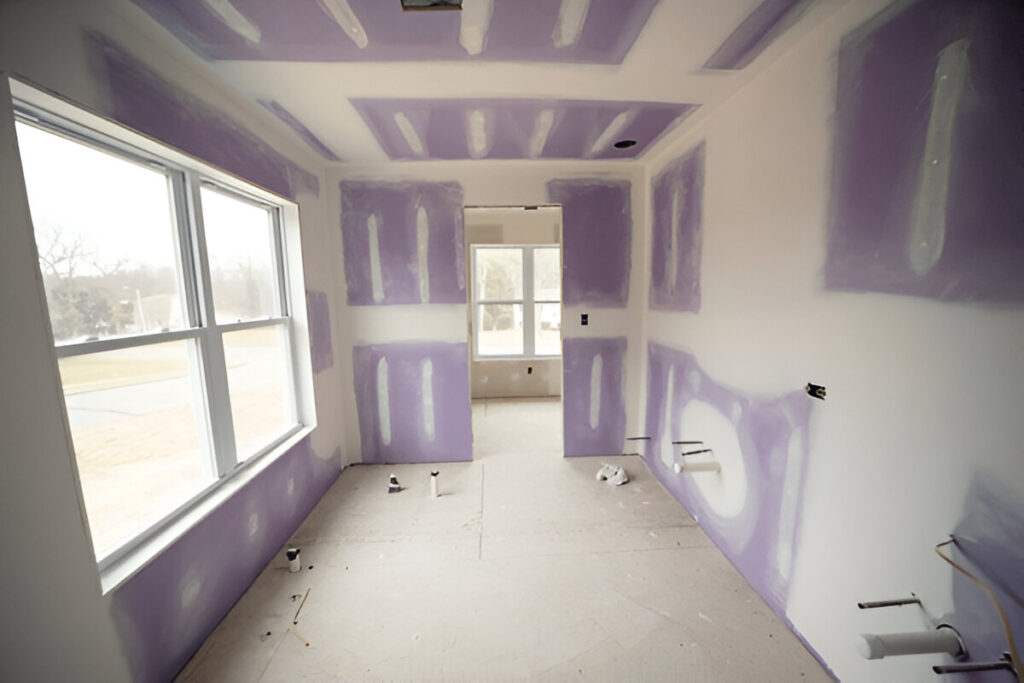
[0, 0, 342, 678]
[641, 0, 1024, 680]
[329, 161, 648, 459]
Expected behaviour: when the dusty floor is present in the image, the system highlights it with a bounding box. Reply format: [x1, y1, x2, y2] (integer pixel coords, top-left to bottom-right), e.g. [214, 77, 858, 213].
[177, 398, 830, 682]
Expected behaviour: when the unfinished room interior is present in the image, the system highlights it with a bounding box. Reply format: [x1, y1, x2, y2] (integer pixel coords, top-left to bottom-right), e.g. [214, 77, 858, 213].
[1, 0, 1022, 680]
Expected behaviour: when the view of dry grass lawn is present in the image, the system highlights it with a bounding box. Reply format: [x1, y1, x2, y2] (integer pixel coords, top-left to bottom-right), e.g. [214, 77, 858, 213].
[59, 327, 290, 557]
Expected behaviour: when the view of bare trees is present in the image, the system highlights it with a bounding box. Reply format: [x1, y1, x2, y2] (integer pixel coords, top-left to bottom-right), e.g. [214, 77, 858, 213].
[36, 224, 176, 341]
[35, 221, 273, 342]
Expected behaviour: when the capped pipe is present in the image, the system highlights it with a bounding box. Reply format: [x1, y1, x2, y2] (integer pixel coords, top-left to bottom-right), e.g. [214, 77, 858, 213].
[858, 626, 965, 661]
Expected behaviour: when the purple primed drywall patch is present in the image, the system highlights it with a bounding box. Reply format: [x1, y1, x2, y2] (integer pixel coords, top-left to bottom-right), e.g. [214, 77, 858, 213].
[352, 342, 472, 464]
[939, 475, 1024, 678]
[259, 99, 341, 162]
[340, 180, 465, 306]
[305, 289, 334, 373]
[827, 0, 1024, 303]
[650, 142, 705, 311]
[703, 0, 808, 69]
[562, 337, 627, 457]
[548, 179, 632, 307]
[111, 438, 341, 683]
[88, 33, 319, 200]
[352, 98, 695, 161]
[130, 0, 657, 65]
[643, 342, 813, 615]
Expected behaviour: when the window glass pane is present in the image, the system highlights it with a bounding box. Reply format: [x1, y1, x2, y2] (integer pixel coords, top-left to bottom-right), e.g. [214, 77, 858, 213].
[535, 303, 562, 356]
[58, 341, 212, 559]
[534, 247, 561, 301]
[475, 248, 523, 301]
[224, 326, 296, 461]
[478, 304, 524, 356]
[16, 122, 187, 344]
[201, 186, 279, 324]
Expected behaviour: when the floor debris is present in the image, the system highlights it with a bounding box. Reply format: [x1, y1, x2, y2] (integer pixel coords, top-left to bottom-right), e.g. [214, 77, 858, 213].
[596, 462, 630, 486]
[388, 473, 403, 493]
[293, 588, 310, 625]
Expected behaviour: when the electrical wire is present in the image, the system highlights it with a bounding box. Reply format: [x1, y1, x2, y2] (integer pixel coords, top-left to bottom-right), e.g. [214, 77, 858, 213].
[935, 537, 1020, 680]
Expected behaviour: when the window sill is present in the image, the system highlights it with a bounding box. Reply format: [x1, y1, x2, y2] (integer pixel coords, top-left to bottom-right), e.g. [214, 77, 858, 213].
[97, 425, 315, 595]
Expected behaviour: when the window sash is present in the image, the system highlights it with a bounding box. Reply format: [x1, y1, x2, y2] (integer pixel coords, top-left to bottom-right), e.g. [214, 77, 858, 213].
[471, 245, 561, 360]
[15, 100, 302, 567]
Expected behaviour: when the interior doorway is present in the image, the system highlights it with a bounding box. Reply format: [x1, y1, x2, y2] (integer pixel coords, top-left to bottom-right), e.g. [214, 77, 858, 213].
[464, 206, 563, 459]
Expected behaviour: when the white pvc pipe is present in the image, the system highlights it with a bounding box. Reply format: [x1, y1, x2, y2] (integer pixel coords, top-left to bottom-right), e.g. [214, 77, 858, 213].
[430, 471, 439, 499]
[674, 460, 721, 474]
[858, 628, 964, 660]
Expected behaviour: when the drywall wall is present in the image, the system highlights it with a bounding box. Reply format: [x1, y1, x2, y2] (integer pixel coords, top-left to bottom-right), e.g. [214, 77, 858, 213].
[0, 1, 346, 680]
[0, 73, 132, 683]
[640, 0, 1024, 680]
[466, 206, 562, 399]
[331, 162, 646, 462]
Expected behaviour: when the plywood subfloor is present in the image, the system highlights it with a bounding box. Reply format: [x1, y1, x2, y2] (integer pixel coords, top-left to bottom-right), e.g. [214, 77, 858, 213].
[177, 399, 829, 682]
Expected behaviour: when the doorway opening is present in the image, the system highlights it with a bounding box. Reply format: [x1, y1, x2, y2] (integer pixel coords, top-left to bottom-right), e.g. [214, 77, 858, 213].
[464, 206, 563, 460]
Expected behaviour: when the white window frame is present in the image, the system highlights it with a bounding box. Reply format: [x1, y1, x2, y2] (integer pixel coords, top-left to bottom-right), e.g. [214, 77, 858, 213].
[10, 79, 317, 592]
[471, 244, 561, 360]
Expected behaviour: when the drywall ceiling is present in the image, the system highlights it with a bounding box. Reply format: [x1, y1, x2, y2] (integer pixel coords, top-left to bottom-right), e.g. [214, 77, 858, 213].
[117, 0, 843, 164]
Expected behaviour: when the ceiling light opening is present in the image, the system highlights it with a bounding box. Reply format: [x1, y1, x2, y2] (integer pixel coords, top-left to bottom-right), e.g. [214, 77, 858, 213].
[614, 139, 638, 150]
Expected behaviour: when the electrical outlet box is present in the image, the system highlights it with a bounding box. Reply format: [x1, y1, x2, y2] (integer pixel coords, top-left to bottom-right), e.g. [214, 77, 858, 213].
[581, 313, 589, 326]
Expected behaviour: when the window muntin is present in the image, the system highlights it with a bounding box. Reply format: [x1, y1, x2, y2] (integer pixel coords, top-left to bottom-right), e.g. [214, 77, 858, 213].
[472, 245, 561, 359]
[15, 111, 303, 565]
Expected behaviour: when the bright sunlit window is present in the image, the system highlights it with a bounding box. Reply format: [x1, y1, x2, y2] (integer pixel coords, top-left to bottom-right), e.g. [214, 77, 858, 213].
[472, 245, 561, 358]
[15, 107, 303, 566]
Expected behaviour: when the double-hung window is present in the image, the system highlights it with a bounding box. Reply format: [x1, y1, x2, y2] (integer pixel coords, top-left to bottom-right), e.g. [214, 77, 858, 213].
[13, 94, 308, 575]
[472, 245, 561, 358]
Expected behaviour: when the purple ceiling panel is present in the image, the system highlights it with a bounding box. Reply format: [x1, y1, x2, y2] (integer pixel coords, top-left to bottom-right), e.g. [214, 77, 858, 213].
[351, 98, 696, 161]
[87, 33, 319, 200]
[259, 99, 341, 162]
[541, 103, 620, 160]
[131, 0, 659, 64]
[703, 0, 809, 70]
